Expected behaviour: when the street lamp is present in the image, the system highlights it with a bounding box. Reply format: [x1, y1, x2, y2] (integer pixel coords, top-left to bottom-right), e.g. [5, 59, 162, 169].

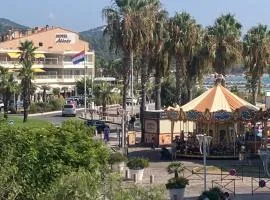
[118, 108, 128, 154]
[196, 134, 212, 191]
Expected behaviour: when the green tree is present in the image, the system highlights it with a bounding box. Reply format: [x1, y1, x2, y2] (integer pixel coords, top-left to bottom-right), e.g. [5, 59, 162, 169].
[18, 40, 37, 122]
[41, 85, 50, 102]
[75, 77, 92, 96]
[61, 87, 69, 98]
[94, 82, 113, 117]
[0, 66, 17, 119]
[243, 24, 270, 104]
[103, 0, 159, 110]
[148, 10, 170, 110]
[0, 119, 109, 199]
[207, 14, 242, 75]
[169, 12, 203, 105]
[52, 87, 61, 98]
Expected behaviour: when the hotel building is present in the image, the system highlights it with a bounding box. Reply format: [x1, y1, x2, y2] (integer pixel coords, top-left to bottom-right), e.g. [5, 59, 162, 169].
[0, 26, 95, 95]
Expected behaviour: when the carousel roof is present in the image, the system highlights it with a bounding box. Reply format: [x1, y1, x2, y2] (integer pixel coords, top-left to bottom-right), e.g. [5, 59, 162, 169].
[181, 84, 259, 113]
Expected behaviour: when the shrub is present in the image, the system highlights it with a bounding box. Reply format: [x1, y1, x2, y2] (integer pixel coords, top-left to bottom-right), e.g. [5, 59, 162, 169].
[49, 98, 65, 110]
[166, 162, 189, 189]
[198, 187, 225, 200]
[0, 119, 109, 199]
[108, 152, 127, 164]
[127, 157, 149, 170]
[166, 177, 189, 189]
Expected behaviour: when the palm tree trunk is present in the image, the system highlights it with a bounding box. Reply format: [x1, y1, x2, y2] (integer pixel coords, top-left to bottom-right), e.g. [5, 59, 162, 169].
[23, 79, 30, 123]
[3, 93, 8, 119]
[42, 90, 46, 102]
[175, 57, 184, 105]
[155, 70, 161, 110]
[186, 79, 193, 102]
[251, 84, 257, 105]
[140, 60, 148, 144]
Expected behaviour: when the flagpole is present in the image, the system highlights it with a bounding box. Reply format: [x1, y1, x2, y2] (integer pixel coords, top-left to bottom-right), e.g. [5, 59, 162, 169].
[84, 46, 87, 118]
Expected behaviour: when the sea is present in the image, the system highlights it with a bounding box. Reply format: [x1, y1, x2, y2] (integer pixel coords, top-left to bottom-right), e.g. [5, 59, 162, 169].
[203, 74, 270, 92]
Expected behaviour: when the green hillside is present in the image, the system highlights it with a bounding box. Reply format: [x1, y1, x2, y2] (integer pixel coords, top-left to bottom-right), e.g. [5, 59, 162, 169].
[79, 26, 118, 61]
[0, 18, 28, 35]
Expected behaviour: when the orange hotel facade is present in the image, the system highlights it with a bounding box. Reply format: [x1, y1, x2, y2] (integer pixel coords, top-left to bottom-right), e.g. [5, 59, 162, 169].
[0, 26, 95, 95]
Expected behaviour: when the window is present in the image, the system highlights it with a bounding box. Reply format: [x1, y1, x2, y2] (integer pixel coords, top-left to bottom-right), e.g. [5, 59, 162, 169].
[39, 42, 43, 47]
[87, 55, 93, 62]
[64, 105, 73, 108]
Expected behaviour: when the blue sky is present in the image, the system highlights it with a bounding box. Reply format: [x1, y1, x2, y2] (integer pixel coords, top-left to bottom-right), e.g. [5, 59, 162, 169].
[1, 0, 270, 33]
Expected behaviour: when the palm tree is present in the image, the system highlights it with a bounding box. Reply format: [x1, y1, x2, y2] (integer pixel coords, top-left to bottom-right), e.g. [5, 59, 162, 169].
[103, 0, 160, 143]
[169, 12, 201, 105]
[41, 85, 50, 102]
[243, 24, 270, 104]
[62, 87, 68, 98]
[148, 10, 170, 110]
[207, 14, 242, 75]
[53, 87, 61, 98]
[0, 67, 17, 119]
[94, 82, 113, 118]
[18, 40, 37, 122]
[103, 0, 160, 110]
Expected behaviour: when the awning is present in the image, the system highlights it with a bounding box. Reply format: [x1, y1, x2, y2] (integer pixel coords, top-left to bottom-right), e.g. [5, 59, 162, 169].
[7, 52, 20, 58]
[32, 68, 46, 73]
[34, 53, 45, 59]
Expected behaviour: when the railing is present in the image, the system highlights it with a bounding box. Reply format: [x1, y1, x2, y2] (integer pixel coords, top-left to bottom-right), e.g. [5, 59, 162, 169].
[36, 74, 84, 80]
[0, 59, 93, 65]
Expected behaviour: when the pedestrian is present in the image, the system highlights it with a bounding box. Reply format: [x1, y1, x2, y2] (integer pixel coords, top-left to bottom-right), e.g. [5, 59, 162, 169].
[151, 137, 155, 150]
[104, 126, 110, 143]
[224, 192, 230, 200]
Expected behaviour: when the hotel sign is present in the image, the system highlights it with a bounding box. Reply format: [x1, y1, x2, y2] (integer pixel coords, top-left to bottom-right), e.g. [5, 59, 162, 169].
[55, 33, 76, 44]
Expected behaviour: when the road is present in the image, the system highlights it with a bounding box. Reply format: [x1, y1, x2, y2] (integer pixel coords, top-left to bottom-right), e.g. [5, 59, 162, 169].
[34, 103, 155, 126]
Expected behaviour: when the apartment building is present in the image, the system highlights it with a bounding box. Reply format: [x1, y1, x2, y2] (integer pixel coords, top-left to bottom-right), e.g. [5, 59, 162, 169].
[0, 26, 95, 95]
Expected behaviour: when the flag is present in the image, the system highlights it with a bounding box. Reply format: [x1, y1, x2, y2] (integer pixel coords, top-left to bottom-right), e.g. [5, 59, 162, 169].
[72, 50, 85, 64]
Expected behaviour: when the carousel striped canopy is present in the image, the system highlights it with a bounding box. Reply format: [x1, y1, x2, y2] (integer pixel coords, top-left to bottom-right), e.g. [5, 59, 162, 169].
[181, 84, 259, 113]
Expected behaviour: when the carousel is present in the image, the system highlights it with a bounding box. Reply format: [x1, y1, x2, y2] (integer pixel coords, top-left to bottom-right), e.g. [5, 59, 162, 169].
[165, 77, 270, 158]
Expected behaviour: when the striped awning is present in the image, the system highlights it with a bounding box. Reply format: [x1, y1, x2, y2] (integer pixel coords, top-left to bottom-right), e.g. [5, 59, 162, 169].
[32, 68, 46, 73]
[7, 52, 20, 58]
[34, 53, 45, 59]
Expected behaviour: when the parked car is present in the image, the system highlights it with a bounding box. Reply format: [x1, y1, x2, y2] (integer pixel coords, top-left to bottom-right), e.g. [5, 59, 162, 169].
[86, 120, 109, 133]
[62, 104, 76, 117]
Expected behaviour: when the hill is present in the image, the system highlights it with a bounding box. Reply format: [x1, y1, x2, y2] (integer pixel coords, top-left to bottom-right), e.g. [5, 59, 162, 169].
[0, 18, 28, 35]
[79, 26, 118, 61]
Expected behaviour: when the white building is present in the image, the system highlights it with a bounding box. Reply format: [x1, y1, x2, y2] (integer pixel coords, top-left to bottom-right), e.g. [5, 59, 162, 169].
[0, 26, 95, 96]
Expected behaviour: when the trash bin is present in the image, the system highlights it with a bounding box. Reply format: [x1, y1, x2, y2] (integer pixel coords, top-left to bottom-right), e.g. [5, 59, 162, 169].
[128, 131, 136, 145]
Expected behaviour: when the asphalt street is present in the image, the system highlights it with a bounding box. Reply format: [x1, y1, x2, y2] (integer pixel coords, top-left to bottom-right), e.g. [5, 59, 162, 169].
[33, 103, 155, 126]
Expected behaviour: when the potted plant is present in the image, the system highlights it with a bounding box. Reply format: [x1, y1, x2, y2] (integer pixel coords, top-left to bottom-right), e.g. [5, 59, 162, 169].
[127, 157, 149, 182]
[166, 162, 189, 200]
[108, 152, 127, 174]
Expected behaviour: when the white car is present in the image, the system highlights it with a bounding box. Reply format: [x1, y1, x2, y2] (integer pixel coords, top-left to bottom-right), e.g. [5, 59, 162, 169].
[62, 104, 76, 117]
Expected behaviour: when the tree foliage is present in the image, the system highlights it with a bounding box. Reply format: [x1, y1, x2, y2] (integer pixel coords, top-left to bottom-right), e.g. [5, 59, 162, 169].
[0, 119, 109, 199]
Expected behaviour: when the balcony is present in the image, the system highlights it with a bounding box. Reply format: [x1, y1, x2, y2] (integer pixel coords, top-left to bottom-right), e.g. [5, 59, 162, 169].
[34, 74, 85, 83]
[0, 57, 94, 68]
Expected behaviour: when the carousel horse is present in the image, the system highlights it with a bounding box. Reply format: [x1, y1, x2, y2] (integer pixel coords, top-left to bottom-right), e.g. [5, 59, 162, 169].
[196, 134, 212, 155]
[259, 148, 270, 177]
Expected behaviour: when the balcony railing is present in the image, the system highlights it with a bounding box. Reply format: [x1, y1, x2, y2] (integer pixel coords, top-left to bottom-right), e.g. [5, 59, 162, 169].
[35, 74, 84, 80]
[0, 58, 93, 65]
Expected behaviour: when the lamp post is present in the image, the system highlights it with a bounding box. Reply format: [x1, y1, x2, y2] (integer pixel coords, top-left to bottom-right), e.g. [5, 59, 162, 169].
[196, 134, 212, 191]
[119, 108, 128, 153]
